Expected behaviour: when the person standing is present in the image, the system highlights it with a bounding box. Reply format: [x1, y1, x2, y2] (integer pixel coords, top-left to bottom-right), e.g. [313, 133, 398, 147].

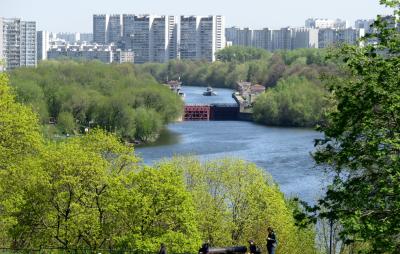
[266, 227, 277, 254]
[158, 243, 167, 254]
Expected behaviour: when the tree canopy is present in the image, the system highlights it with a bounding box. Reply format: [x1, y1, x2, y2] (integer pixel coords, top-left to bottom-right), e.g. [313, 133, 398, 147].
[308, 1, 400, 253]
[9, 61, 184, 142]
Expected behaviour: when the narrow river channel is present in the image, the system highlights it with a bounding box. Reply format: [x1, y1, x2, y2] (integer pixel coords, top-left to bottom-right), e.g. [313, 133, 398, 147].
[136, 86, 328, 204]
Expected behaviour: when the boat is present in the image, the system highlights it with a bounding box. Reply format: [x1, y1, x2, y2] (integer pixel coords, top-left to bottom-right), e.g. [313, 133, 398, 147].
[203, 86, 217, 96]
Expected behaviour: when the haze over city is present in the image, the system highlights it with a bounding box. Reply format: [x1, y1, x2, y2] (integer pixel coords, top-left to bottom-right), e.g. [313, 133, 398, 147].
[0, 0, 392, 32]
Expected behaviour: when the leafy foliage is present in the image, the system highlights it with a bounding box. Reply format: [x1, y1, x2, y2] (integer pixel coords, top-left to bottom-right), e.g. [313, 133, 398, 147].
[9, 61, 183, 142]
[160, 157, 317, 254]
[253, 76, 329, 127]
[309, 1, 400, 253]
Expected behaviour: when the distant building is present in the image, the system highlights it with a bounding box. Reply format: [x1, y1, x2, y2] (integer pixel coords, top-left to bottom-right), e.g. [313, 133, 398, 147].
[37, 30, 50, 60]
[180, 15, 225, 62]
[93, 14, 109, 44]
[355, 19, 374, 34]
[47, 43, 134, 64]
[237, 28, 253, 47]
[79, 33, 93, 42]
[56, 32, 80, 43]
[271, 27, 292, 51]
[1, 17, 37, 70]
[108, 14, 122, 43]
[337, 28, 365, 45]
[150, 15, 178, 62]
[318, 28, 336, 48]
[305, 18, 349, 29]
[291, 27, 319, 49]
[252, 28, 272, 50]
[318, 28, 365, 48]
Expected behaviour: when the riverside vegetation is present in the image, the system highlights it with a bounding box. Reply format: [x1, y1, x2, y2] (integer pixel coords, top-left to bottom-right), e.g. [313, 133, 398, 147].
[9, 61, 184, 142]
[0, 72, 316, 253]
[2, 1, 398, 253]
[10, 48, 334, 136]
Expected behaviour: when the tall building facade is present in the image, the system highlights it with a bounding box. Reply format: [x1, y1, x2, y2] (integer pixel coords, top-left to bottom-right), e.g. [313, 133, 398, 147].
[355, 19, 374, 34]
[93, 14, 109, 44]
[150, 15, 178, 62]
[180, 15, 225, 62]
[107, 15, 122, 43]
[180, 16, 200, 60]
[252, 28, 272, 50]
[271, 28, 293, 51]
[291, 28, 319, 49]
[318, 28, 365, 48]
[1, 18, 37, 70]
[37, 30, 50, 61]
[305, 18, 348, 29]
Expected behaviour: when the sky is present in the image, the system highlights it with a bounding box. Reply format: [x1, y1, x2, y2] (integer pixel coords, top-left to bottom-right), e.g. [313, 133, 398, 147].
[0, 0, 393, 33]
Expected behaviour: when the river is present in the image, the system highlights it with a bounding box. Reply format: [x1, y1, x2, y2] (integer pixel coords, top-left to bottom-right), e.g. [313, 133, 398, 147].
[136, 86, 328, 204]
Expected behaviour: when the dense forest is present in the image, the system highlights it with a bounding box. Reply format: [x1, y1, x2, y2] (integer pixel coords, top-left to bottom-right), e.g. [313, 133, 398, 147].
[0, 71, 317, 253]
[9, 61, 184, 142]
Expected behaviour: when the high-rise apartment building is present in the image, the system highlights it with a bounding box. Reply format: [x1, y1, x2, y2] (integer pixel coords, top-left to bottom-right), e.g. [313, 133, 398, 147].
[271, 28, 292, 51]
[355, 19, 374, 34]
[237, 28, 253, 47]
[79, 33, 93, 42]
[1, 18, 37, 70]
[108, 15, 122, 43]
[93, 14, 109, 44]
[130, 15, 152, 63]
[180, 16, 200, 60]
[150, 15, 178, 62]
[37, 30, 50, 61]
[291, 28, 319, 49]
[252, 28, 272, 50]
[305, 18, 348, 29]
[318, 28, 365, 48]
[337, 28, 365, 45]
[180, 15, 225, 62]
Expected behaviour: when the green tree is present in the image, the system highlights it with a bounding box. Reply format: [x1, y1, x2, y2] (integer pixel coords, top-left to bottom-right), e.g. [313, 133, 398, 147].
[57, 111, 76, 134]
[161, 157, 317, 254]
[310, 1, 400, 253]
[253, 76, 328, 127]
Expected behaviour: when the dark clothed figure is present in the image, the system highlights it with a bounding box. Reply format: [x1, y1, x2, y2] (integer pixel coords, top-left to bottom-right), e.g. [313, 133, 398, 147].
[248, 240, 259, 254]
[266, 229, 277, 254]
[158, 243, 167, 254]
[198, 242, 209, 254]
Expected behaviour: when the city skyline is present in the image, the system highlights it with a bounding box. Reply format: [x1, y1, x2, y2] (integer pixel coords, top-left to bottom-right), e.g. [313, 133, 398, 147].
[0, 0, 392, 33]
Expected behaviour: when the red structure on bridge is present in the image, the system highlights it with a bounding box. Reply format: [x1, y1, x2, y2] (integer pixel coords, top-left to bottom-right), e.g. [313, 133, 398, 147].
[184, 105, 210, 121]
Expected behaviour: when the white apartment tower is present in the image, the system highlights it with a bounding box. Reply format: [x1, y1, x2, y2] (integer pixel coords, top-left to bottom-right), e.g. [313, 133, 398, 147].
[180, 15, 225, 62]
[180, 16, 200, 60]
[150, 16, 178, 62]
[37, 30, 50, 61]
[1, 18, 37, 70]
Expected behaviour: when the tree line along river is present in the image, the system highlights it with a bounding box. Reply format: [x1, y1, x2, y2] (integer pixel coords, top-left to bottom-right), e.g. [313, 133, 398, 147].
[136, 86, 328, 204]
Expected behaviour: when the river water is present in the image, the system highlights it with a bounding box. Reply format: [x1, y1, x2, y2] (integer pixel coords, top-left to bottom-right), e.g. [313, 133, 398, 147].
[136, 86, 328, 204]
